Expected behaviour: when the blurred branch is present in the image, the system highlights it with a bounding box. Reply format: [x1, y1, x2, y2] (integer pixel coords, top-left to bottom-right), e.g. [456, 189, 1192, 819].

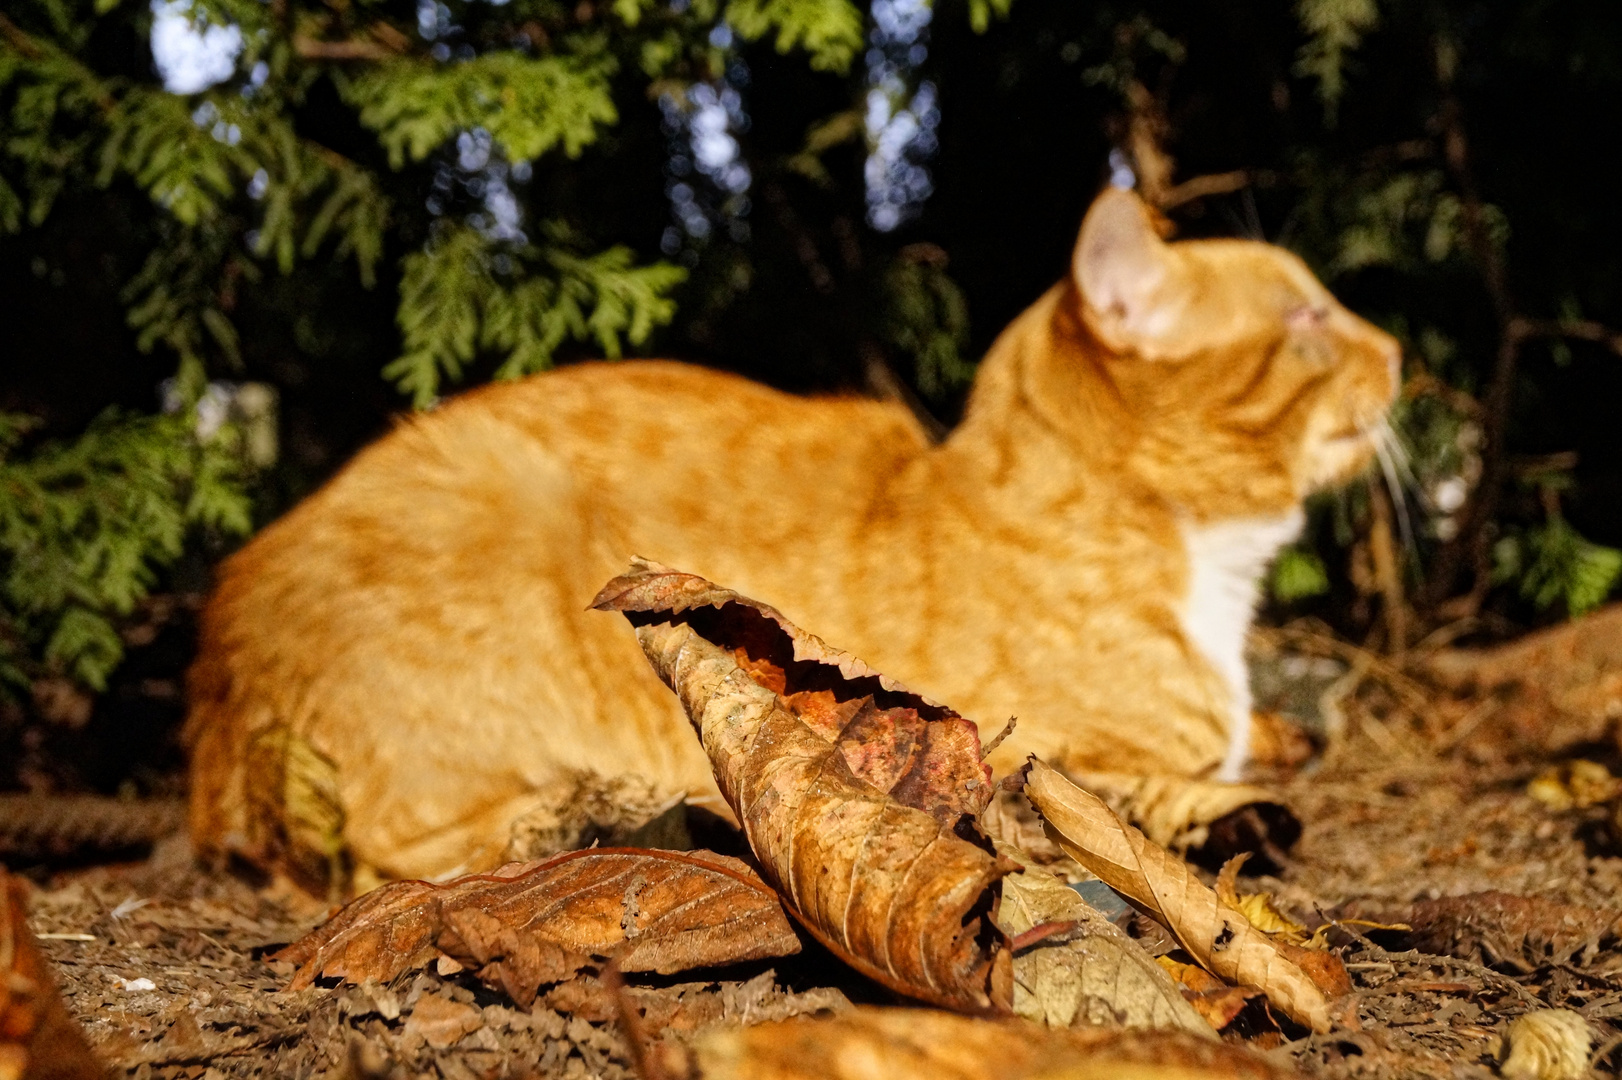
[1125, 79, 1175, 208]
[1367, 479, 1409, 653]
[0, 12, 43, 57]
[293, 24, 411, 60]
[0, 12, 116, 109]
[1508, 316, 1622, 357]
[1161, 170, 1255, 210]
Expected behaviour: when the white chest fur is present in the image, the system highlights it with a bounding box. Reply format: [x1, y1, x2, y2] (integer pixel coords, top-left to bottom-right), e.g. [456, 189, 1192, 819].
[1179, 510, 1304, 780]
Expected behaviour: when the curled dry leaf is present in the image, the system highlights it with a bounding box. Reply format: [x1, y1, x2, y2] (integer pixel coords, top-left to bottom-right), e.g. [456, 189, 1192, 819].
[995, 844, 1211, 1035]
[1066, 771, 1299, 857]
[1, 872, 107, 1080]
[1022, 759, 1331, 1033]
[678, 1005, 1300, 1080]
[594, 559, 1012, 1014]
[1497, 1009, 1593, 1080]
[276, 847, 799, 1006]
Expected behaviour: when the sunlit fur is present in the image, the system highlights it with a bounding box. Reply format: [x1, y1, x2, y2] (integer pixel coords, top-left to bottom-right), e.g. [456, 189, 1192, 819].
[185, 189, 1399, 882]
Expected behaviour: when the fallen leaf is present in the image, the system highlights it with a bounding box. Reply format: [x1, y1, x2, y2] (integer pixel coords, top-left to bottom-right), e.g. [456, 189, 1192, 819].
[1156, 957, 1262, 1032]
[1209, 858, 1352, 999]
[678, 1005, 1301, 1080]
[1022, 759, 1331, 1033]
[1064, 771, 1299, 857]
[1274, 943, 1351, 998]
[1245, 711, 1315, 771]
[1, 871, 107, 1080]
[1214, 855, 1306, 942]
[402, 992, 483, 1050]
[1497, 1009, 1592, 1080]
[630, 969, 850, 1035]
[277, 847, 799, 1004]
[595, 560, 1013, 1014]
[995, 844, 1211, 1035]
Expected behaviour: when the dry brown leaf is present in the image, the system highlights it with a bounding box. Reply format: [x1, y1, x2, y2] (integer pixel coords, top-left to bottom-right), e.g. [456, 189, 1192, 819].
[1022, 759, 1331, 1033]
[1213, 855, 1305, 943]
[595, 560, 1013, 1014]
[1065, 771, 1299, 856]
[1, 872, 107, 1080]
[1210, 855, 1350, 1001]
[996, 844, 1211, 1035]
[1245, 712, 1315, 771]
[1155, 957, 1262, 1032]
[677, 1005, 1300, 1080]
[276, 847, 798, 1004]
[401, 992, 483, 1050]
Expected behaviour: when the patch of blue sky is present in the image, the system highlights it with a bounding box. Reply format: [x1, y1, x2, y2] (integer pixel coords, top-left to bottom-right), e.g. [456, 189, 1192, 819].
[149, 0, 241, 94]
[864, 0, 939, 232]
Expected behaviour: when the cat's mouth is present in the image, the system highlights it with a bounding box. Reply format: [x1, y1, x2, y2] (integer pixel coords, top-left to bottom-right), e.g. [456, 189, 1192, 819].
[1306, 423, 1382, 491]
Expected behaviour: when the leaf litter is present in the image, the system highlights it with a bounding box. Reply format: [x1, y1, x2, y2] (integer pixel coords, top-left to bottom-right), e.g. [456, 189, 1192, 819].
[275, 847, 801, 1001]
[13, 574, 1622, 1078]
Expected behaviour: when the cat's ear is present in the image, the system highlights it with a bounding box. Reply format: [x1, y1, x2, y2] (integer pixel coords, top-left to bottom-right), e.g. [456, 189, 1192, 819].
[1072, 187, 1189, 358]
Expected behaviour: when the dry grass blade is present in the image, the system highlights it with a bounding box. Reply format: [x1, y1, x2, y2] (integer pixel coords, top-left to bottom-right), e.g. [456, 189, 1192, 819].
[595, 558, 1012, 1013]
[276, 848, 799, 1004]
[681, 1005, 1300, 1079]
[1, 871, 108, 1080]
[1022, 760, 1331, 1033]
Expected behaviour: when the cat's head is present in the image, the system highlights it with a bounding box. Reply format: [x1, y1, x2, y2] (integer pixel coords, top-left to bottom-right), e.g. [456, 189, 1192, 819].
[1067, 187, 1400, 520]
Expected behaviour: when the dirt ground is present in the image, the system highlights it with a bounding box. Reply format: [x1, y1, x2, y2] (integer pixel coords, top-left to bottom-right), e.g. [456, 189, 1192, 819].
[11, 638, 1622, 1079]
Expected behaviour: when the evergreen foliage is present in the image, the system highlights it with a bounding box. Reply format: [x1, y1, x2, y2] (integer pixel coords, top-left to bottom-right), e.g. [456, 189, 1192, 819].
[389, 223, 686, 405]
[0, 410, 251, 692]
[880, 247, 973, 399]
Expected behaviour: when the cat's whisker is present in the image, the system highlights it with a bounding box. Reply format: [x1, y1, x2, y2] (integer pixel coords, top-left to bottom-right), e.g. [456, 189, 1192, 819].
[1376, 416, 1426, 503]
[1369, 424, 1418, 565]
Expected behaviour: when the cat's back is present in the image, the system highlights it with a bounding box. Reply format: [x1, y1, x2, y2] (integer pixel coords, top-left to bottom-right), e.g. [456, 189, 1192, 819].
[463, 359, 933, 508]
[226, 359, 930, 571]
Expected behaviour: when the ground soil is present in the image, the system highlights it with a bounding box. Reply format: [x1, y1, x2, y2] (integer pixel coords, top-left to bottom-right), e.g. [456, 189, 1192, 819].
[12, 645, 1622, 1079]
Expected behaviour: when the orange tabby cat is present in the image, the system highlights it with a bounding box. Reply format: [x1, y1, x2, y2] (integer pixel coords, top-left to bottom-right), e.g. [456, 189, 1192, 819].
[185, 188, 1398, 884]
